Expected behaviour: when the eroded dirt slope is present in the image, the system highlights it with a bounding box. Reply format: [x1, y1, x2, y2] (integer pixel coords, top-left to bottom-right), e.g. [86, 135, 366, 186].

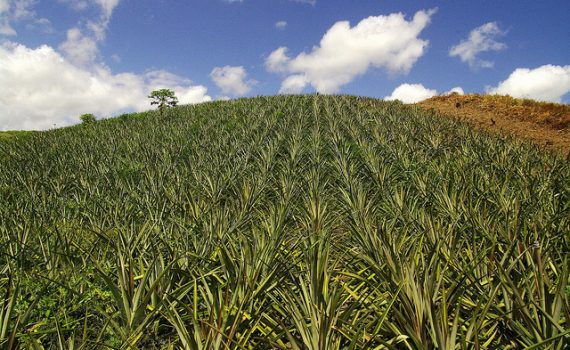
[417, 94, 570, 156]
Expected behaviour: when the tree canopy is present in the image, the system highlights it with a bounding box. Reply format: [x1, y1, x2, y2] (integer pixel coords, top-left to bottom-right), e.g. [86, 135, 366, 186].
[79, 113, 96, 124]
[148, 89, 178, 114]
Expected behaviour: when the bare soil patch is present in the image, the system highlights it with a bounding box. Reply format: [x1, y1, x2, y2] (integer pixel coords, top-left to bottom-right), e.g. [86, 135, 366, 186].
[417, 94, 570, 156]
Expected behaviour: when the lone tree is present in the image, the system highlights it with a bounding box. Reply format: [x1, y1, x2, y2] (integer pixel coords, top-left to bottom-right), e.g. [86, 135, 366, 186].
[148, 89, 178, 114]
[79, 113, 96, 124]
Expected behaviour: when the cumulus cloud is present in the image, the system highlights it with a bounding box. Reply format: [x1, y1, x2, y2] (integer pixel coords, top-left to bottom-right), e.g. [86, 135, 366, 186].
[449, 22, 506, 69]
[486, 64, 570, 103]
[210, 65, 255, 97]
[59, 27, 99, 66]
[444, 87, 464, 95]
[275, 21, 287, 30]
[265, 47, 290, 73]
[385, 83, 437, 103]
[280, 75, 308, 94]
[265, 9, 436, 94]
[57, 0, 121, 66]
[0, 42, 211, 130]
[0, 0, 213, 131]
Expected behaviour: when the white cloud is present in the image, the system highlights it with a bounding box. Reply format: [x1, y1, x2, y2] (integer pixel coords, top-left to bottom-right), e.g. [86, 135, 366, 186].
[1, 0, 214, 131]
[0, 0, 10, 12]
[444, 86, 464, 95]
[57, 0, 121, 66]
[265, 46, 290, 73]
[0, 42, 211, 130]
[210, 65, 255, 97]
[486, 64, 570, 103]
[58, 0, 120, 41]
[266, 9, 436, 94]
[0, 23, 15, 35]
[144, 71, 210, 104]
[0, 0, 41, 36]
[280, 74, 307, 94]
[94, 0, 119, 20]
[12, 0, 35, 18]
[275, 21, 287, 30]
[385, 83, 437, 103]
[449, 22, 506, 69]
[59, 27, 99, 66]
[59, 0, 119, 19]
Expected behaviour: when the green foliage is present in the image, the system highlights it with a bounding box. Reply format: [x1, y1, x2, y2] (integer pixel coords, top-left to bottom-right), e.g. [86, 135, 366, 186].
[0, 130, 35, 141]
[0, 95, 568, 348]
[148, 89, 178, 114]
[79, 113, 97, 124]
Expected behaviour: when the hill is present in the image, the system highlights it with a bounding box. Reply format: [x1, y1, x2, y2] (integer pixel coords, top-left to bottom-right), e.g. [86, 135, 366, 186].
[0, 130, 36, 140]
[418, 93, 570, 155]
[0, 95, 568, 348]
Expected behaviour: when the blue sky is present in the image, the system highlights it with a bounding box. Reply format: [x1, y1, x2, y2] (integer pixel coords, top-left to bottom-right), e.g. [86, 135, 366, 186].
[1, 0, 569, 130]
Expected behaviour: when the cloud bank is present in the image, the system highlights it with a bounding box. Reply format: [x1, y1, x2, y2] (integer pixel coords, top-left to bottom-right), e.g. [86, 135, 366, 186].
[0, 42, 211, 130]
[1, 0, 212, 130]
[266, 9, 436, 94]
[486, 64, 570, 103]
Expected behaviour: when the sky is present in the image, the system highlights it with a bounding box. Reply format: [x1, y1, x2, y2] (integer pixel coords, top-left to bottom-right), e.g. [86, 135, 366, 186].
[0, 0, 569, 130]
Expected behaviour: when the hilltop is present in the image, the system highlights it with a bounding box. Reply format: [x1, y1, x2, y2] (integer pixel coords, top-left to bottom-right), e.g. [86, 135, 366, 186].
[418, 93, 570, 155]
[0, 95, 568, 348]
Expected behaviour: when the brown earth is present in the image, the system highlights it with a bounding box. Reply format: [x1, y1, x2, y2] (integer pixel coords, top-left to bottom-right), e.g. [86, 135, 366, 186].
[417, 93, 570, 156]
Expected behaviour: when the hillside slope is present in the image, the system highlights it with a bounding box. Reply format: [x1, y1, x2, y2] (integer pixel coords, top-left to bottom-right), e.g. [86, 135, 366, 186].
[418, 93, 570, 155]
[1, 95, 568, 348]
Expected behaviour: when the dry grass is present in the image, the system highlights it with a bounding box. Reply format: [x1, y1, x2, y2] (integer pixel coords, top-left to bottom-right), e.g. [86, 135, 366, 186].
[417, 93, 570, 155]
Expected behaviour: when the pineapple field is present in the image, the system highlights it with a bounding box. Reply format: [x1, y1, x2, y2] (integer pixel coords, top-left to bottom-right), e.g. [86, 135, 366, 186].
[0, 95, 568, 348]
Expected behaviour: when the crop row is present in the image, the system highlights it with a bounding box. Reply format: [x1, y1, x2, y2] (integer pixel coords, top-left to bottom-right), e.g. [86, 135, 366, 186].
[1, 95, 568, 348]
